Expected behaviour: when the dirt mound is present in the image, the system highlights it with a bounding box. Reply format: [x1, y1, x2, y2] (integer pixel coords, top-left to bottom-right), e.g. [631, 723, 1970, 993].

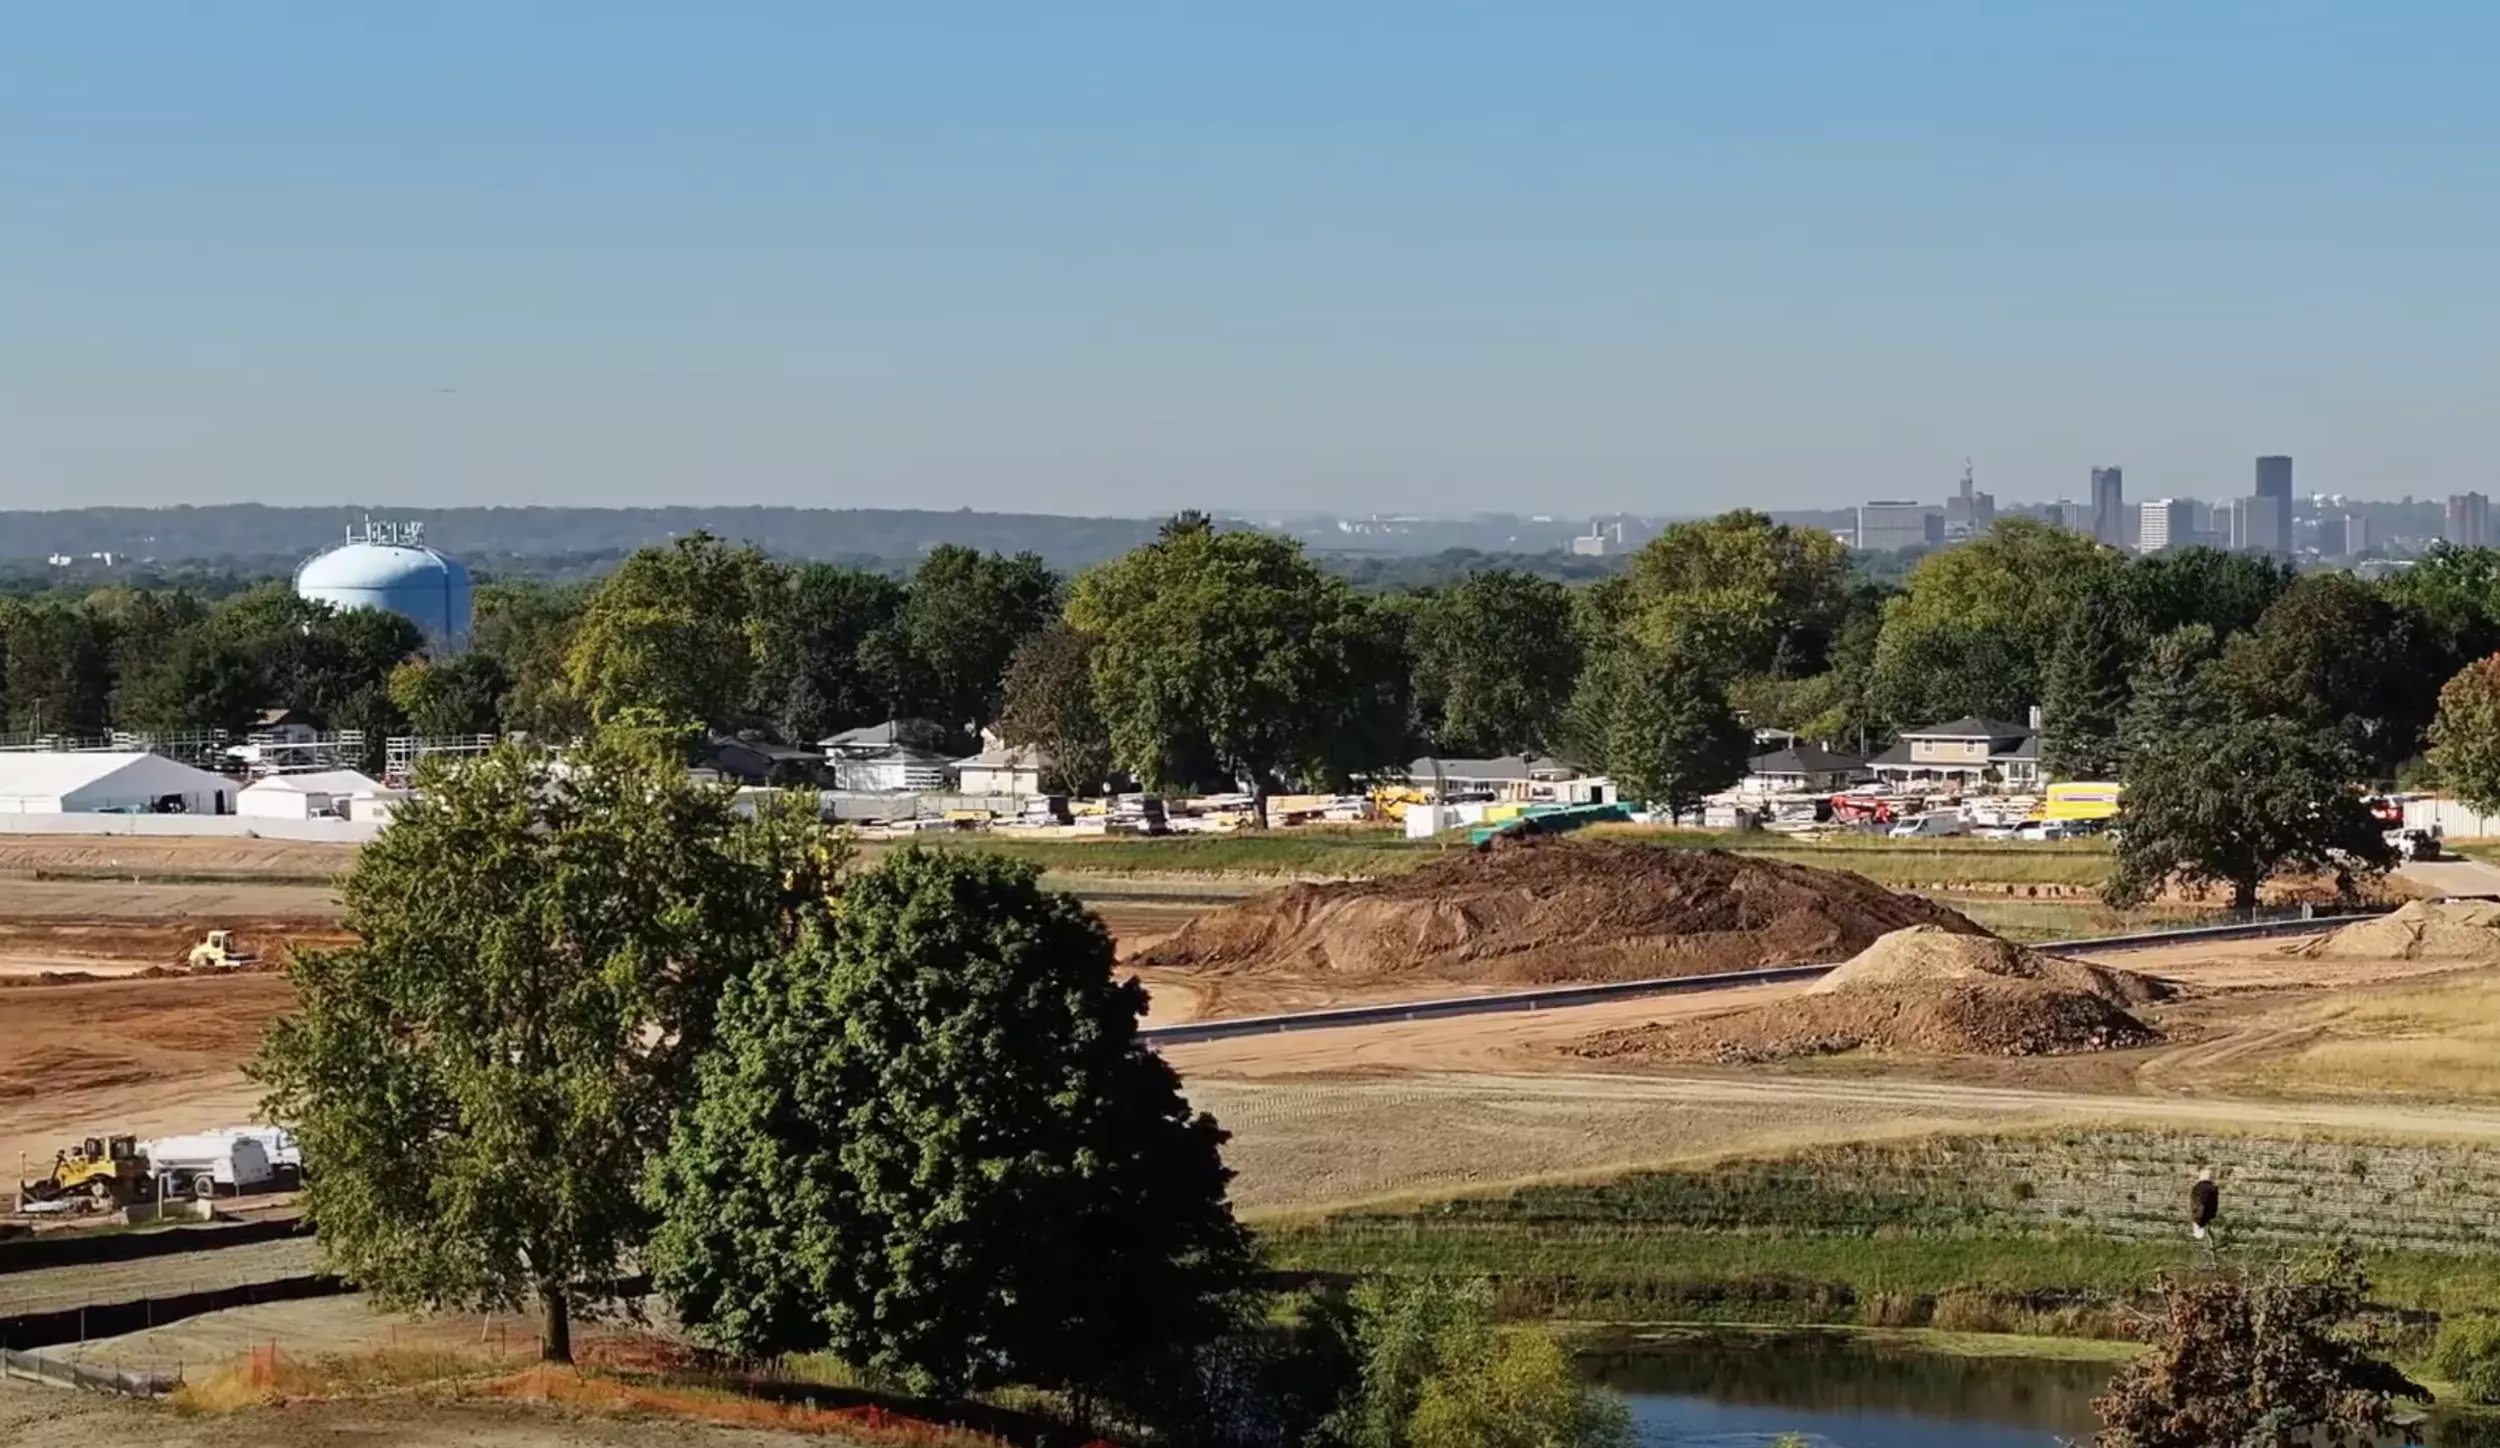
[1128, 838, 1982, 985]
[1811, 925, 2172, 1006]
[2292, 900, 2500, 961]
[1574, 925, 2169, 1063]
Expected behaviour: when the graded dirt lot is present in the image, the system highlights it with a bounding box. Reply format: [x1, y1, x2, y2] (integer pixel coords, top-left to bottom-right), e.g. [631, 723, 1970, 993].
[0, 835, 354, 880]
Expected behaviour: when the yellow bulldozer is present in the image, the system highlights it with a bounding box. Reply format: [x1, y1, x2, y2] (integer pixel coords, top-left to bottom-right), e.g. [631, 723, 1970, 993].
[21, 1136, 153, 1207]
[186, 930, 259, 971]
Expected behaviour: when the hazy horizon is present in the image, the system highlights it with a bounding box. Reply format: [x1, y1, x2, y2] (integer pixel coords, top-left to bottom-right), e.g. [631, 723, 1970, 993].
[8, 4, 2496, 514]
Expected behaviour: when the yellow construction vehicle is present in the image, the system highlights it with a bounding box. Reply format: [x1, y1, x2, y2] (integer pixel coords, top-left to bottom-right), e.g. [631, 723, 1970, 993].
[21, 1136, 152, 1207]
[186, 930, 259, 971]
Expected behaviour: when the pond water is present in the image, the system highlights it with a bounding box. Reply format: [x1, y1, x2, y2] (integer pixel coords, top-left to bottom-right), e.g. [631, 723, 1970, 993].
[1585, 1330, 2108, 1447]
[1583, 1330, 2494, 1448]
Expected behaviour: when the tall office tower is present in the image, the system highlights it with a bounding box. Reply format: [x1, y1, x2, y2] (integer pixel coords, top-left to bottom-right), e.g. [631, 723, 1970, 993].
[2242, 494, 2289, 557]
[2253, 455, 2294, 555]
[2090, 467, 2126, 549]
[2446, 493, 2491, 549]
[2135, 499, 2192, 553]
[2341, 514, 2372, 558]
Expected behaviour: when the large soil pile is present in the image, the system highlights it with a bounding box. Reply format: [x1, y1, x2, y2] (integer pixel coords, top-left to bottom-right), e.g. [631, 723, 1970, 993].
[1574, 925, 2171, 1063]
[1129, 838, 1981, 985]
[2292, 900, 2500, 961]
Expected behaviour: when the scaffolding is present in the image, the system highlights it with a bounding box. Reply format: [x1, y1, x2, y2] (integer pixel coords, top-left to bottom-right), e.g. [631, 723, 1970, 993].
[384, 734, 499, 788]
[0, 729, 236, 768]
[231, 730, 370, 777]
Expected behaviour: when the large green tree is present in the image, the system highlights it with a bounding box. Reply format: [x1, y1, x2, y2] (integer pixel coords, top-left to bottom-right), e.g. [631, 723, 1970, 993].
[254, 743, 790, 1362]
[1069, 527, 1411, 824]
[996, 622, 1115, 795]
[2038, 578, 2132, 780]
[470, 580, 591, 739]
[755, 563, 907, 744]
[2106, 716, 2393, 912]
[1619, 511, 1852, 678]
[647, 847, 1250, 1414]
[892, 545, 1058, 734]
[1, 600, 113, 737]
[1868, 519, 2119, 728]
[566, 533, 785, 734]
[1325, 1278, 1629, 1448]
[2207, 572, 2442, 775]
[2380, 543, 2500, 671]
[1570, 645, 1750, 821]
[1407, 570, 1580, 758]
[2114, 547, 2297, 642]
[386, 653, 510, 738]
[2428, 653, 2500, 813]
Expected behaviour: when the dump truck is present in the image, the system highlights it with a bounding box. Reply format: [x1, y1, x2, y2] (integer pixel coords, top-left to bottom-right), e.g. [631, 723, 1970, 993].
[186, 930, 259, 971]
[20, 1136, 152, 1207]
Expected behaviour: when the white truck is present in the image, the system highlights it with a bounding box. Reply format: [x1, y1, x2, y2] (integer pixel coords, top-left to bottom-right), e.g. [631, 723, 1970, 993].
[139, 1126, 294, 1199]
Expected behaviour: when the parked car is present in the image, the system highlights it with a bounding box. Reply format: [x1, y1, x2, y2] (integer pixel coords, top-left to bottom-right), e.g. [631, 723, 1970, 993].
[1887, 810, 1967, 839]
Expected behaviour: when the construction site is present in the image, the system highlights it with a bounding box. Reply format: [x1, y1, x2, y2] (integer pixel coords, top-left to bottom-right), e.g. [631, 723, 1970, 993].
[14, 829, 2500, 1440]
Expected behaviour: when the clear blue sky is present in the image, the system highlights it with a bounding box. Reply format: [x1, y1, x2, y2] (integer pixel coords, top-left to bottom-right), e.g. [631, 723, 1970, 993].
[5, 2, 2494, 516]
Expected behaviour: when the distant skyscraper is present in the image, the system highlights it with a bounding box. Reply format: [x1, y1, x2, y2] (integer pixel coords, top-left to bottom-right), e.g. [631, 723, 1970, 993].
[2136, 499, 2193, 553]
[2242, 494, 2289, 558]
[1942, 460, 1996, 539]
[2341, 514, 2372, 558]
[2253, 455, 2294, 555]
[1855, 501, 1943, 553]
[2448, 492, 2491, 549]
[2090, 467, 2126, 549]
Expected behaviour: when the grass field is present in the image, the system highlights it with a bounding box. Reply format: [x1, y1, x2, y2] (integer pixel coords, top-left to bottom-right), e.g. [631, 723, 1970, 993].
[2247, 975, 2500, 1100]
[1259, 1129, 2500, 1334]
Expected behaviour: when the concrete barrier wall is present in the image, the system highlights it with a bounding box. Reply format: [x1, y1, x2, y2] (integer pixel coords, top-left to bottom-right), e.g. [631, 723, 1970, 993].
[0, 815, 379, 843]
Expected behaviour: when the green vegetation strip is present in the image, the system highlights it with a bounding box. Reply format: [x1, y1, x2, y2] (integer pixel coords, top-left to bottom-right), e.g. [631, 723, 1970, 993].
[1260, 1130, 2500, 1333]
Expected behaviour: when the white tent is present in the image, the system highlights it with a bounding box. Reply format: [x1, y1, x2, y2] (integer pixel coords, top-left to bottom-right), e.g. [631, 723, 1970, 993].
[0, 752, 235, 815]
[236, 769, 389, 821]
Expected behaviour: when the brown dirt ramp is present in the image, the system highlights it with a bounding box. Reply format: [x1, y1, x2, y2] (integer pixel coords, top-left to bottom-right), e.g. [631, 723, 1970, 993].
[1130, 837, 1983, 985]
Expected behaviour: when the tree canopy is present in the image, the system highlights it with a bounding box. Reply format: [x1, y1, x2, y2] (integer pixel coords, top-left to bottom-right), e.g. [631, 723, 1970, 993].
[1069, 527, 1410, 821]
[996, 622, 1115, 795]
[1618, 511, 1852, 679]
[1869, 520, 2119, 727]
[646, 847, 1250, 1410]
[2429, 653, 2500, 814]
[1407, 569, 1581, 757]
[2207, 572, 2443, 776]
[2107, 714, 2393, 911]
[254, 743, 788, 1361]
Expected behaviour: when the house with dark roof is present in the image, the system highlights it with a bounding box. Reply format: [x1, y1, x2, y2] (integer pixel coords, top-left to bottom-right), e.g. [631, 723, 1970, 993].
[1406, 754, 1582, 801]
[1869, 716, 2042, 788]
[1742, 744, 1868, 794]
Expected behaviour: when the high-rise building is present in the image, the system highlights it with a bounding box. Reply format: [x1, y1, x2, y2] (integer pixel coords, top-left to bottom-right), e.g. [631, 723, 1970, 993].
[2136, 499, 2193, 553]
[2253, 455, 2294, 555]
[1855, 501, 1943, 553]
[2446, 492, 2490, 549]
[2241, 494, 2289, 558]
[2090, 467, 2126, 549]
[1942, 461, 1996, 540]
[2340, 514, 2373, 558]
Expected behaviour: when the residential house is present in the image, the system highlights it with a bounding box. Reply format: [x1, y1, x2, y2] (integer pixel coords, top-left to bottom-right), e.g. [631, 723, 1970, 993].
[819, 719, 954, 759]
[833, 746, 956, 794]
[1741, 745, 1868, 794]
[1406, 755, 1581, 801]
[955, 743, 1050, 797]
[250, 708, 321, 745]
[693, 736, 828, 787]
[1868, 716, 2041, 789]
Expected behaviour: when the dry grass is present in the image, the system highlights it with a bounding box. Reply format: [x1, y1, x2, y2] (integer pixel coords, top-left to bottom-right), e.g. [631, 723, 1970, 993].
[175, 1343, 515, 1411]
[2250, 972, 2500, 1099]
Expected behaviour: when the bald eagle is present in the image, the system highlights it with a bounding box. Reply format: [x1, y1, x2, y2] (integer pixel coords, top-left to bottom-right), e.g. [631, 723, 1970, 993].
[2191, 1168, 2219, 1240]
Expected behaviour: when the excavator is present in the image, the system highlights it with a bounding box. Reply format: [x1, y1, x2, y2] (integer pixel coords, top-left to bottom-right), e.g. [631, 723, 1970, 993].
[20, 1136, 153, 1207]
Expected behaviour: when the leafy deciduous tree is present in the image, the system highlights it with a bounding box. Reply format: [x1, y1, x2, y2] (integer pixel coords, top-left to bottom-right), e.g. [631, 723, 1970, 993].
[567, 533, 785, 734]
[1323, 1278, 1629, 1448]
[996, 622, 1115, 795]
[1620, 511, 1852, 679]
[1408, 570, 1581, 758]
[254, 744, 788, 1362]
[755, 563, 907, 744]
[1571, 645, 1750, 821]
[2107, 717, 2393, 912]
[1070, 528, 1410, 825]
[387, 654, 512, 738]
[2208, 572, 2442, 776]
[1869, 520, 2119, 728]
[2428, 653, 2500, 814]
[894, 545, 1058, 734]
[647, 847, 1251, 1413]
